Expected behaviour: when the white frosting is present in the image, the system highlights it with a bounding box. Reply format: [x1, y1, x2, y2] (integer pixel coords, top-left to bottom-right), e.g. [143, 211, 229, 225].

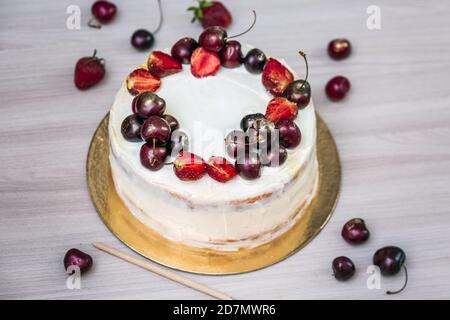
[109, 45, 319, 250]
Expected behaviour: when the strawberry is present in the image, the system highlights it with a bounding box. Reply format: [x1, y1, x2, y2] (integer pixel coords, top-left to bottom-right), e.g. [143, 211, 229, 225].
[126, 68, 161, 95]
[147, 51, 182, 78]
[173, 152, 207, 181]
[207, 156, 237, 183]
[190, 47, 221, 78]
[262, 58, 294, 96]
[188, 1, 232, 29]
[265, 97, 298, 123]
[74, 50, 105, 90]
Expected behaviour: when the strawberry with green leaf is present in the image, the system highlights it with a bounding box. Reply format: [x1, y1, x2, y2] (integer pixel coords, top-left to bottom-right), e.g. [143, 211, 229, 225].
[188, 1, 232, 29]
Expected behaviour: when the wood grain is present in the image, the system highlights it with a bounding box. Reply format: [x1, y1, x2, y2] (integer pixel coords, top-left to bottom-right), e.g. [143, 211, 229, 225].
[1, 0, 450, 299]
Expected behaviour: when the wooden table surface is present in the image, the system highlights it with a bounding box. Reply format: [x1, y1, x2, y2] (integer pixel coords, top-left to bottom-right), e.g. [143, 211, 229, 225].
[1, 0, 450, 300]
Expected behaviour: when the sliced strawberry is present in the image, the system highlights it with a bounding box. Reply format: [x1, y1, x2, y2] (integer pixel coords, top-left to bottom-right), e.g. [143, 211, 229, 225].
[190, 47, 221, 78]
[206, 156, 237, 183]
[262, 58, 294, 96]
[173, 151, 207, 181]
[147, 51, 182, 78]
[265, 97, 298, 123]
[126, 68, 161, 95]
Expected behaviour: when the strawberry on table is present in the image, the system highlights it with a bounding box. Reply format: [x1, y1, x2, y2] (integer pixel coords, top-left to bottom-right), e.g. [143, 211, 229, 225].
[207, 156, 237, 183]
[262, 58, 294, 96]
[265, 97, 298, 123]
[190, 47, 221, 78]
[74, 50, 105, 90]
[147, 51, 182, 78]
[173, 152, 207, 181]
[188, 0, 232, 29]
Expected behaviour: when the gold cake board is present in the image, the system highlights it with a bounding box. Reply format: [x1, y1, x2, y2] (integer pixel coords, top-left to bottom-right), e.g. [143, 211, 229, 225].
[86, 113, 341, 275]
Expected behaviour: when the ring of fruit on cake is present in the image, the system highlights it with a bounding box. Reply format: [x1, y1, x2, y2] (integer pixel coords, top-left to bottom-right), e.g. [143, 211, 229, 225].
[109, 27, 318, 251]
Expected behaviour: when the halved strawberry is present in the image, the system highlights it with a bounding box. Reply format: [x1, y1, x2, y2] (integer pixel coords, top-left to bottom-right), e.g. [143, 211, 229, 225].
[147, 51, 182, 78]
[265, 97, 298, 123]
[190, 47, 220, 78]
[262, 58, 294, 96]
[126, 68, 161, 95]
[207, 156, 237, 183]
[173, 151, 207, 181]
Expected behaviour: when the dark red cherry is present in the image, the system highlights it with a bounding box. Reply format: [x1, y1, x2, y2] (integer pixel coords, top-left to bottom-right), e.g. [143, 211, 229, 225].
[244, 48, 266, 74]
[131, 96, 138, 113]
[235, 153, 261, 180]
[342, 218, 370, 244]
[91, 1, 117, 24]
[325, 76, 351, 101]
[169, 130, 189, 158]
[283, 80, 311, 109]
[240, 113, 266, 132]
[140, 142, 167, 171]
[131, 29, 154, 50]
[373, 246, 408, 294]
[240, 113, 275, 148]
[220, 40, 243, 68]
[328, 38, 352, 60]
[373, 246, 406, 276]
[140, 116, 171, 143]
[162, 114, 179, 132]
[277, 119, 301, 149]
[64, 248, 93, 274]
[332, 256, 355, 281]
[225, 130, 257, 158]
[135, 92, 166, 119]
[260, 145, 287, 167]
[171, 37, 199, 64]
[121, 114, 143, 142]
[198, 26, 228, 52]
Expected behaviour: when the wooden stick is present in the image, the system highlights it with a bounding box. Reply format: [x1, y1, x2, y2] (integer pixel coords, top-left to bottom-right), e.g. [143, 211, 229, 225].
[92, 242, 232, 300]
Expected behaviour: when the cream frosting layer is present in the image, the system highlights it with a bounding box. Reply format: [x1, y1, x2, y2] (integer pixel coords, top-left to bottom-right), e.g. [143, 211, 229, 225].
[108, 45, 318, 250]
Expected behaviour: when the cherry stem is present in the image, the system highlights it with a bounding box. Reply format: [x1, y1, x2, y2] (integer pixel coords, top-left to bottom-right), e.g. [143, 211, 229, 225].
[228, 10, 257, 39]
[298, 51, 309, 91]
[152, 0, 164, 35]
[386, 265, 408, 295]
[88, 17, 102, 29]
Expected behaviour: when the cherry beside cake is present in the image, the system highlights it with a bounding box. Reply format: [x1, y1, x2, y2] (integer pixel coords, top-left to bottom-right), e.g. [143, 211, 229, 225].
[108, 27, 318, 251]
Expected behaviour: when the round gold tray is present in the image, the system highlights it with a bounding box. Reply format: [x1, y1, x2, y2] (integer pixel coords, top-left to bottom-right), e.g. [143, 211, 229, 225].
[87, 113, 340, 275]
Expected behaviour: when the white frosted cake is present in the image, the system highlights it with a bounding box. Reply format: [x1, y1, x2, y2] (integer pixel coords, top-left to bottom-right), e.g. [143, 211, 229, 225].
[109, 40, 318, 251]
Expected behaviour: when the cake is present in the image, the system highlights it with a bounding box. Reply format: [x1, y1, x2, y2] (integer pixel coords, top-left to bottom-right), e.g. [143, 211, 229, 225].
[108, 29, 318, 251]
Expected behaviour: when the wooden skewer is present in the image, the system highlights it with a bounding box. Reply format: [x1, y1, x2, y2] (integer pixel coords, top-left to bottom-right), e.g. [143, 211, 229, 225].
[92, 242, 232, 300]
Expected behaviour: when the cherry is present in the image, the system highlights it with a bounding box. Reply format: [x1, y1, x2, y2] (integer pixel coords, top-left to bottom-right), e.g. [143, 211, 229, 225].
[131, 96, 138, 113]
[131, 29, 155, 51]
[169, 130, 189, 158]
[198, 10, 256, 52]
[64, 248, 93, 274]
[283, 80, 311, 109]
[277, 119, 301, 149]
[328, 38, 351, 60]
[260, 145, 287, 167]
[140, 142, 167, 171]
[240, 113, 275, 148]
[171, 37, 199, 64]
[283, 51, 310, 109]
[325, 76, 351, 101]
[341, 218, 370, 244]
[240, 113, 265, 132]
[373, 246, 408, 295]
[162, 114, 179, 132]
[220, 40, 243, 68]
[224, 130, 257, 158]
[131, 0, 163, 50]
[88, 1, 117, 28]
[235, 153, 262, 180]
[135, 92, 166, 119]
[140, 116, 171, 143]
[332, 256, 355, 281]
[244, 48, 266, 74]
[121, 114, 143, 142]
